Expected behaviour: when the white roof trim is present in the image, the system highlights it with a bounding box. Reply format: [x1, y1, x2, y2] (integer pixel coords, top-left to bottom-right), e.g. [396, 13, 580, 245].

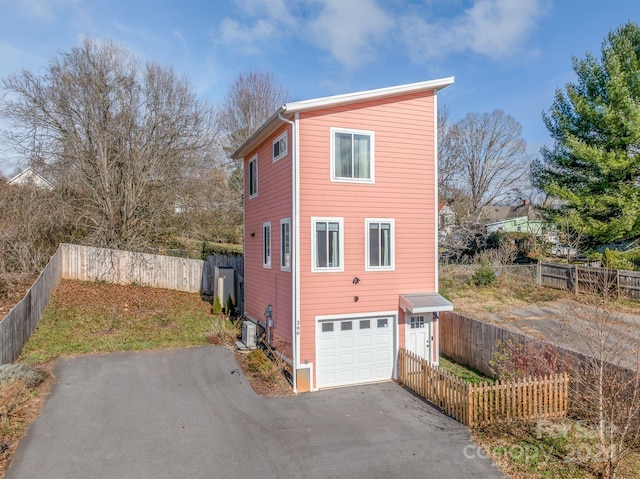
[232, 77, 455, 160]
[399, 293, 453, 314]
[284, 77, 454, 114]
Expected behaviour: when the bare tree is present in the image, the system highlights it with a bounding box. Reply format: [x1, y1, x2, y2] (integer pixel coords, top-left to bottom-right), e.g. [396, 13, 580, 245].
[438, 104, 461, 202]
[452, 110, 530, 213]
[1, 38, 216, 249]
[213, 70, 288, 239]
[216, 70, 288, 155]
[564, 299, 640, 479]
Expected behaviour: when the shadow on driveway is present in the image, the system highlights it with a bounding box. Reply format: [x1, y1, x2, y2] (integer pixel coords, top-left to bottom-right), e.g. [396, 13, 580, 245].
[6, 347, 503, 479]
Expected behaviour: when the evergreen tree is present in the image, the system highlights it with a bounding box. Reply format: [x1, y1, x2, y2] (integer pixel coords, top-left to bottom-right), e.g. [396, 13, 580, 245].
[532, 22, 640, 243]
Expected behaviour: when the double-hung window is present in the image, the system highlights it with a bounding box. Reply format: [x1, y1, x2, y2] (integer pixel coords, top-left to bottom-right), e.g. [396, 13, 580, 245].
[331, 128, 374, 183]
[263, 222, 271, 269]
[280, 218, 291, 271]
[248, 155, 258, 198]
[273, 132, 287, 162]
[312, 218, 343, 272]
[366, 219, 394, 271]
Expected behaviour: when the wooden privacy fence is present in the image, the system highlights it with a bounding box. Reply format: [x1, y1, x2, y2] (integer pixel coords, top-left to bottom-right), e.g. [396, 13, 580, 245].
[539, 261, 640, 301]
[0, 248, 62, 364]
[398, 348, 569, 428]
[1, 244, 244, 365]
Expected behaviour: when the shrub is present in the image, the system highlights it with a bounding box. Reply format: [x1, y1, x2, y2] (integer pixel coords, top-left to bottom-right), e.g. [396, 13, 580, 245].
[246, 349, 272, 373]
[602, 248, 634, 270]
[0, 363, 45, 388]
[471, 264, 496, 287]
[212, 295, 223, 315]
[225, 294, 235, 316]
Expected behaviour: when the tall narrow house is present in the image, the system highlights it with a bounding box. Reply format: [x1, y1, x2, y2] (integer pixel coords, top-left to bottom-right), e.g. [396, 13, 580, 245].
[232, 78, 454, 392]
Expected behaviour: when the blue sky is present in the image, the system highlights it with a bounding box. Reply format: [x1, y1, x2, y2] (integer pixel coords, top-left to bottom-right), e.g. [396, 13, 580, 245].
[1, 0, 639, 176]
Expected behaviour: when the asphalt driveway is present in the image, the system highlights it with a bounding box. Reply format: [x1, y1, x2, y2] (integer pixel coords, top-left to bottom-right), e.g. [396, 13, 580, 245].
[6, 347, 503, 479]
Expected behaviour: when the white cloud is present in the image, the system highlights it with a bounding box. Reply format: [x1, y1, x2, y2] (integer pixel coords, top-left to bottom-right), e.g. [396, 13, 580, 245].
[399, 0, 546, 62]
[216, 18, 280, 55]
[233, 0, 297, 27]
[3, 0, 79, 21]
[307, 0, 395, 69]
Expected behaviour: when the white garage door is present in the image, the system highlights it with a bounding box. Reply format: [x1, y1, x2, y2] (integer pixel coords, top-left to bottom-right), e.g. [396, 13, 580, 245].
[316, 316, 394, 389]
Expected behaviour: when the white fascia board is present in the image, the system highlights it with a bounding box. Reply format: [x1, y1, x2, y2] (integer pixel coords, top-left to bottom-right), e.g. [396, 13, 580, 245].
[284, 77, 454, 114]
[231, 77, 455, 162]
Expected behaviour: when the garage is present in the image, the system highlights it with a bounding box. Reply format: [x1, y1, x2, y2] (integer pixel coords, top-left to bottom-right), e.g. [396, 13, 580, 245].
[316, 315, 395, 389]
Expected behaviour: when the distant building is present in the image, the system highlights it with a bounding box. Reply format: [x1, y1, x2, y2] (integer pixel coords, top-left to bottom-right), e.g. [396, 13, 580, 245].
[7, 167, 53, 190]
[477, 200, 543, 235]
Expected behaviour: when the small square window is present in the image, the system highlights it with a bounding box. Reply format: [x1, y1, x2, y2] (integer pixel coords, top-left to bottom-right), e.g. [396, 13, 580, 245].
[377, 319, 388, 328]
[410, 316, 425, 329]
[322, 323, 334, 332]
[359, 320, 370, 329]
[273, 132, 288, 162]
[341, 321, 352, 331]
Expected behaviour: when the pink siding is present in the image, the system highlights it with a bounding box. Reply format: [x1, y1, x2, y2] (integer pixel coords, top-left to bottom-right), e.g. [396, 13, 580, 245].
[244, 125, 293, 357]
[296, 91, 437, 375]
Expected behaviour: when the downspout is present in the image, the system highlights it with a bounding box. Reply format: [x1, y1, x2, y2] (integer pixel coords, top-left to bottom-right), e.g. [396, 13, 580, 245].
[279, 112, 298, 394]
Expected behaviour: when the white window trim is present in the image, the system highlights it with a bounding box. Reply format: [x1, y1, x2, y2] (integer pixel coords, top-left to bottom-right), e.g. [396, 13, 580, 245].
[280, 217, 291, 272]
[272, 131, 288, 162]
[330, 127, 375, 184]
[365, 218, 395, 271]
[248, 155, 258, 199]
[311, 217, 344, 273]
[263, 221, 271, 269]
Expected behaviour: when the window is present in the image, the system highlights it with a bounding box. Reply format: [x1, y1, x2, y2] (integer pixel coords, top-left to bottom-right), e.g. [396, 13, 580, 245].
[331, 128, 374, 182]
[273, 132, 287, 162]
[359, 320, 370, 329]
[263, 222, 271, 268]
[410, 316, 425, 329]
[366, 219, 394, 271]
[248, 156, 258, 198]
[322, 322, 334, 332]
[280, 218, 291, 271]
[377, 318, 388, 328]
[341, 321, 352, 331]
[312, 217, 344, 272]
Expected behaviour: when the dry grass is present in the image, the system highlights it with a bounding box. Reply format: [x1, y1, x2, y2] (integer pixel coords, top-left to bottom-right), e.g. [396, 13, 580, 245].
[0, 363, 53, 478]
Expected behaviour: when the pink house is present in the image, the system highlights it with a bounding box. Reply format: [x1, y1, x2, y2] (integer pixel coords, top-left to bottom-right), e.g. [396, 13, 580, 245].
[232, 78, 454, 393]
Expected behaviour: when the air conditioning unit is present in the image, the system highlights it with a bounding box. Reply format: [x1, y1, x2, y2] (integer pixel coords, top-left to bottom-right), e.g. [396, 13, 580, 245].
[242, 321, 257, 349]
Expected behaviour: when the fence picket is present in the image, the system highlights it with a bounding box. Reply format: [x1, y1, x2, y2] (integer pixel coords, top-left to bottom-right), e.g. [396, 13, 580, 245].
[397, 349, 568, 428]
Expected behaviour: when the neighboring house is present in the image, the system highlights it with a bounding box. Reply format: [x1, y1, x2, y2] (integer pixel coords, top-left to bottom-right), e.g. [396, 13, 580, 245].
[478, 200, 544, 235]
[7, 167, 53, 189]
[438, 201, 456, 241]
[232, 78, 454, 393]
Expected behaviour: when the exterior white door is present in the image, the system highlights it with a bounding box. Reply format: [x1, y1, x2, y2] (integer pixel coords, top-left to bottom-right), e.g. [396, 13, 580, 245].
[406, 315, 431, 361]
[316, 316, 394, 389]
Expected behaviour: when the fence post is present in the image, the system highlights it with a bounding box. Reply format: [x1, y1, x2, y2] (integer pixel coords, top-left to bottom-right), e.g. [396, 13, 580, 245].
[574, 265, 579, 295]
[537, 262, 541, 285]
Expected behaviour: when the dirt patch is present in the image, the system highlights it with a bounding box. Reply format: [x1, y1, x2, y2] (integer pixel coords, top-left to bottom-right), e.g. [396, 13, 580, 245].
[234, 349, 294, 397]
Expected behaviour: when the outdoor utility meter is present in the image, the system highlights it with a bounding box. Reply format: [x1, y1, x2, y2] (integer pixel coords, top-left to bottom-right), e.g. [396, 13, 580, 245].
[264, 304, 273, 327]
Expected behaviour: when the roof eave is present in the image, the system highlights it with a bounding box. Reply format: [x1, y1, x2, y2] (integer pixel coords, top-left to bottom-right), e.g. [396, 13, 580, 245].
[230, 76, 455, 160]
[231, 106, 288, 160]
[285, 76, 454, 114]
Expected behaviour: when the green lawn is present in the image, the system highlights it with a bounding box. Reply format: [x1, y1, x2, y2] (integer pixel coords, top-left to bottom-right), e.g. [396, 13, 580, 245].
[438, 356, 494, 384]
[20, 279, 214, 364]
